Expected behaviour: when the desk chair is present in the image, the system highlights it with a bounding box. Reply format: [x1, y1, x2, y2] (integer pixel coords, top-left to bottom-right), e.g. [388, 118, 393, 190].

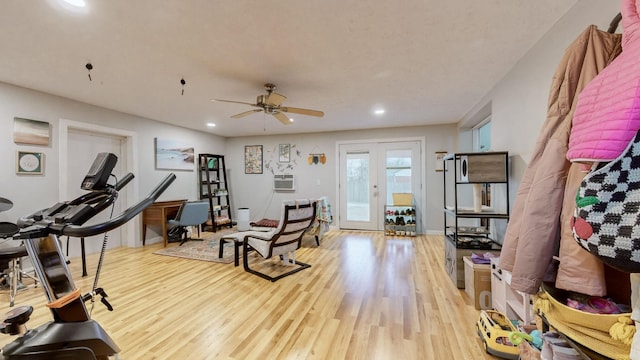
[167, 200, 209, 246]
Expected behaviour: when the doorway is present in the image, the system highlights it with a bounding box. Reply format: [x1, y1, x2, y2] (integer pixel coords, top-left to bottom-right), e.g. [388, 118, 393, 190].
[58, 119, 138, 254]
[338, 140, 422, 231]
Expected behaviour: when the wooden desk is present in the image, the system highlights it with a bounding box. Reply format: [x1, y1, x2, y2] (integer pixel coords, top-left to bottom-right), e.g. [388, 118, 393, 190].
[142, 199, 186, 247]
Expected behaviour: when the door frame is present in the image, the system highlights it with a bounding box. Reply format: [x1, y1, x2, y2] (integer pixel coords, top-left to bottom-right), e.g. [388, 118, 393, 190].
[58, 119, 140, 247]
[335, 136, 426, 232]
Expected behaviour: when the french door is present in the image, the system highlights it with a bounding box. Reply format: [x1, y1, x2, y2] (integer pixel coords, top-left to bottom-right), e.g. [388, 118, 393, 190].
[338, 141, 421, 231]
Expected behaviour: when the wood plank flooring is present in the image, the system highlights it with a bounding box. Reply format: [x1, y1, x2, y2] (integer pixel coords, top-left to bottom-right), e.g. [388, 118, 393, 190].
[0, 231, 496, 359]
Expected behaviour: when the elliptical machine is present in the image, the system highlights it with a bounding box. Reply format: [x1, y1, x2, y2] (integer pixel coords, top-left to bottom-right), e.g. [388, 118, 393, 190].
[0, 153, 175, 359]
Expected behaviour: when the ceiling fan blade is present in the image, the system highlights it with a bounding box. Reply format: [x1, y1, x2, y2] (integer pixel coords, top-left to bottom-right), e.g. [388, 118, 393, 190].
[280, 106, 324, 117]
[231, 109, 262, 119]
[265, 92, 287, 106]
[212, 99, 258, 107]
[273, 111, 292, 125]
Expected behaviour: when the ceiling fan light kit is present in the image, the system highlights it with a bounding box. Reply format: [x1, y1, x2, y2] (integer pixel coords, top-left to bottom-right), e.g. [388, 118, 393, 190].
[214, 83, 324, 125]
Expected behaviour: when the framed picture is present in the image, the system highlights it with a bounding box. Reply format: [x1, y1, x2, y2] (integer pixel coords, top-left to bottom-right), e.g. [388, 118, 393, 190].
[16, 151, 44, 174]
[435, 151, 447, 172]
[154, 138, 195, 171]
[279, 144, 290, 163]
[245, 145, 263, 174]
[13, 117, 50, 146]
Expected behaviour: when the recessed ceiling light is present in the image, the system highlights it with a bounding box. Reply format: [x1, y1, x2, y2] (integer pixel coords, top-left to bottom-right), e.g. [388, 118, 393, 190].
[206, 123, 216, 127]
[374, 109, 385, 115]
[62, 0, 86, 7]
[51, 0, 89, 14]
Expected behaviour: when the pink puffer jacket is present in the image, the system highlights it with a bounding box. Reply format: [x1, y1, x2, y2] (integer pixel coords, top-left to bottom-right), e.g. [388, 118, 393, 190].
[567, 0, 640, 162]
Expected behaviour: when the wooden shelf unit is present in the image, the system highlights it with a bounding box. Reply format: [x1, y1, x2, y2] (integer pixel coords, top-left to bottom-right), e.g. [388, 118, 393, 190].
[198, 154, 233, 232]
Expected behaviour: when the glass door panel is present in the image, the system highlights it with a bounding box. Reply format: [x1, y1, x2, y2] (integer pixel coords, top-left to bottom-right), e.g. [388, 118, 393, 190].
[339, 144, 378, 230]
[346, 152, 370, 222]
[385, 149, 413, 205]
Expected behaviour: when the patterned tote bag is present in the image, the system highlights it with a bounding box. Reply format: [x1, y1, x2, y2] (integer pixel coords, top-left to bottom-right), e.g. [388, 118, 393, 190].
[572, 129, 640, 272]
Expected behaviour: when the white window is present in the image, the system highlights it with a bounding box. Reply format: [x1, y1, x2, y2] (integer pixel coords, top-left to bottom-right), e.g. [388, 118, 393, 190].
[473, 117, 491, 152]
[472, 116, 492, 227]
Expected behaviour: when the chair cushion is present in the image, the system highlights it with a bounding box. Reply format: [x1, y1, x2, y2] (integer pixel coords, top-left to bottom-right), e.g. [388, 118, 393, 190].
[250, 218, 279, 228]
[222, 229, 276, 242]
[247, 236, 297, 258]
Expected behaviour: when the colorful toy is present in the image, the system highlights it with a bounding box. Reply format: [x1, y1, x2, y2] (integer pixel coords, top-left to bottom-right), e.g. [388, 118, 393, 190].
[509, 329, 543, 349]
[476, 310, 520, 359]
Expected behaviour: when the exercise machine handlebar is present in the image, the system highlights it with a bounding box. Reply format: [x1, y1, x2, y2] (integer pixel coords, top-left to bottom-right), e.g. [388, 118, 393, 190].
[15, 173, 176, 240]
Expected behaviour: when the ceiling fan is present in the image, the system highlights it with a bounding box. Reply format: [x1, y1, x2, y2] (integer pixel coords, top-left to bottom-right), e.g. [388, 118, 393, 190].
[213, 83, 324, 125]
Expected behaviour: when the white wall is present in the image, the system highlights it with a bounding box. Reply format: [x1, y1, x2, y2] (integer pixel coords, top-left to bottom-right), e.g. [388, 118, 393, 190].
[0, 82, 226, 245]
[0, 79, 456, 246]
[462, 0, 621, 175]
[226, 124, 457, 233]
[0, 0, 622, 244]
[459, 0, 621, 235]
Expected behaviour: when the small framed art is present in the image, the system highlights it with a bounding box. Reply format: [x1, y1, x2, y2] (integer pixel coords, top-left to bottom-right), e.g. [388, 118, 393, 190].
[245, 145, 263, 174]
[16, 151, 44, 174]
[279, 144, 290, 163]
[435, 151, 447, 172]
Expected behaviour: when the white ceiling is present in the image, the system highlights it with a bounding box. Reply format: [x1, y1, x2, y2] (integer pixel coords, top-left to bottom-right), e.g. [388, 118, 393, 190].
[0, 0, 578, 137]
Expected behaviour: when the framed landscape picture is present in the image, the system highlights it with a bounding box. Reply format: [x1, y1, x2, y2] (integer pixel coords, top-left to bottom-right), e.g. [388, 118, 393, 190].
[245, 145, 263, 174]
[154, 138, 195, 171]
[13, 117, 50, 146]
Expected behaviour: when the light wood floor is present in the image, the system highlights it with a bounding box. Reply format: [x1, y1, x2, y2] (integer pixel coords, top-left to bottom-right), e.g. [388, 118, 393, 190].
[0, 231, 496, 359]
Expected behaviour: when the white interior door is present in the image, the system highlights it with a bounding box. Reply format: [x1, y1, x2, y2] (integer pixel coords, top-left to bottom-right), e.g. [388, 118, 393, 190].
[339, 140, 422, 231]
[66, 129, 126, 257]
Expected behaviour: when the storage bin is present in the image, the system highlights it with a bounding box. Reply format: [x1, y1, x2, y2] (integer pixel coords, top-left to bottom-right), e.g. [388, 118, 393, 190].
[392, 193, 413, 206]
[463, 256, 492, 310]
[534, 284, 633, 360]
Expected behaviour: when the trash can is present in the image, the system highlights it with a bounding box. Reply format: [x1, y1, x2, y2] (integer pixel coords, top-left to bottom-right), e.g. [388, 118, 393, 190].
[237, 208, 250, 231]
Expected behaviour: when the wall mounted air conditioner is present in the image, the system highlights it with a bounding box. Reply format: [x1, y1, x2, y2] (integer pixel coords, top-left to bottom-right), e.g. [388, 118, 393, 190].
[274, 174, 295, 192]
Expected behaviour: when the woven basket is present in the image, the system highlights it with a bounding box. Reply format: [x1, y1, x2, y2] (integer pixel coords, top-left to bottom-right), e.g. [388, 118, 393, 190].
[392, 193, 413, 206]
[534, 284, 634, 359]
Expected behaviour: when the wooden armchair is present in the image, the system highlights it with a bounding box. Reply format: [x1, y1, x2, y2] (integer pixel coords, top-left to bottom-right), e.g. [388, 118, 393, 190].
[242, 199, 316, 282]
